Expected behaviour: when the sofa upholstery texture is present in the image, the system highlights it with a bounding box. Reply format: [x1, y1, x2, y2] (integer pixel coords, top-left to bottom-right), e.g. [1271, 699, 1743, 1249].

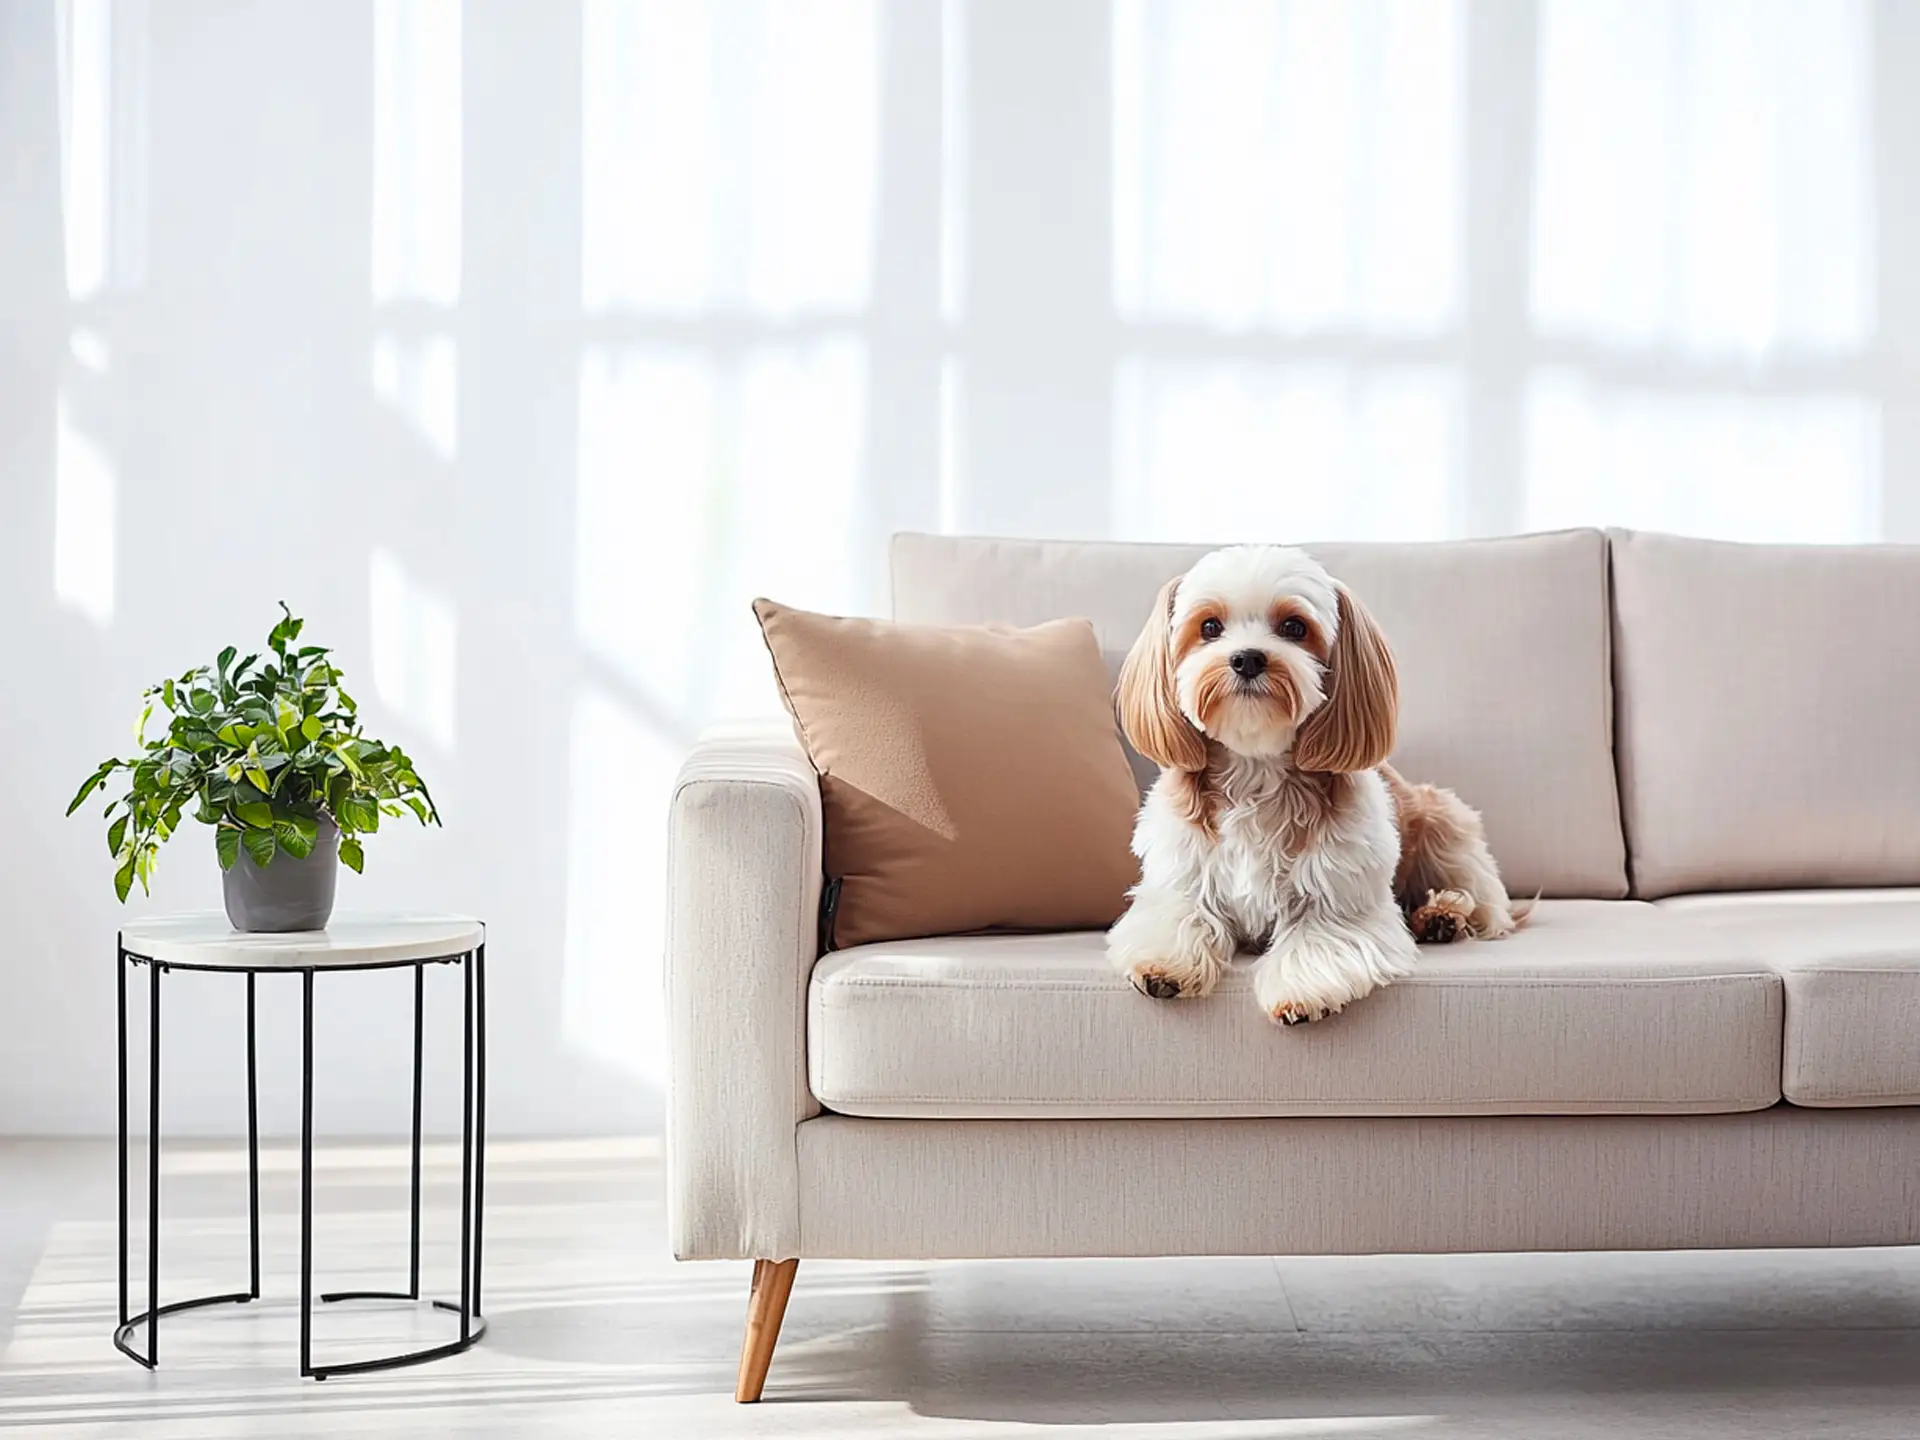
[668, 530, 1920, 1270]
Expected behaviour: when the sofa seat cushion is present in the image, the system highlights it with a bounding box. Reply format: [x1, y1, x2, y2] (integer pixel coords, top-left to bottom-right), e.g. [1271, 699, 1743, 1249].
[808, 902, 1782, 1118]
[1659, 891, 1920, 1107]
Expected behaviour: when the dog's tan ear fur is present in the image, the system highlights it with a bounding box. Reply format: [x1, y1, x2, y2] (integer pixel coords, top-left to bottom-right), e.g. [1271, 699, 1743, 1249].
[1117, 576, 1208, 773]
[1292, 584, 1397, 774]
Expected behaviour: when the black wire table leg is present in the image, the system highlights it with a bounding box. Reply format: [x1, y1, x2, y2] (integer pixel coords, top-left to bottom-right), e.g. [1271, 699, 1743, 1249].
[115, 941, 139, 1365]
[459, 950, 474, 1345]
[147, 958, 160, 1366]
[410, 963, 424, 1300]
[300, 968, 315, 1379]
[247, 972, 260, 1300]
[473, 940, 487, 1318]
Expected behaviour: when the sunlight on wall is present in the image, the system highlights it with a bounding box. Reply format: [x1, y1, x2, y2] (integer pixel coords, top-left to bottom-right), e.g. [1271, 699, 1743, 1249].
[372, 0, 462, 306]
[712, 343, 868, 709]
[940, 0, 967, 325]
[1112, 0, 1461, 332]
[1114, 360, 1458, 542]
[1532, 0, 1873, 358]
[940, 360, 967, 533]
[575, 346, 715, 716]
[368, 548, 458, 750]
[561, 688, 678, 1085]
[1524, 375, 1879, 543]
[580, 0, 877, 314]
[371, 334, 458, 460]
[54, 391, 116, 627]
[57, 0, 111, 299]
[575, 342, 868, 721]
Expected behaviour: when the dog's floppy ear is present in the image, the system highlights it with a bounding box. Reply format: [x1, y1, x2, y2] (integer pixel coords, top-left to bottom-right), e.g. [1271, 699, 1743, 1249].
[1292, 584, 1397, 774]
[1117, 576, 1208, 773]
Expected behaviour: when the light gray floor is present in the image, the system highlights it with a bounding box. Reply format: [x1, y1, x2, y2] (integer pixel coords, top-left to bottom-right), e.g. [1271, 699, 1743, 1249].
[3, 1137, 1919, 1437]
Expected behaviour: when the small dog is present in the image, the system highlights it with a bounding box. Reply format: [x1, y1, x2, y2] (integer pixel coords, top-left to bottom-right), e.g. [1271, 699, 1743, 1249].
[1106, 545, 1523, 1024]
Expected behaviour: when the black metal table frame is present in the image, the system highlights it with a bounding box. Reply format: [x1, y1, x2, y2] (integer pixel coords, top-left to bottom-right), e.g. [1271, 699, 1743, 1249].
[114, 935, 487, 1380]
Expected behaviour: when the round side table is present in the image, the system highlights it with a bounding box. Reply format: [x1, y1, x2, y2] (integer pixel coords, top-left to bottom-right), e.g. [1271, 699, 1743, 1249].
[114, 913, 487, 1380]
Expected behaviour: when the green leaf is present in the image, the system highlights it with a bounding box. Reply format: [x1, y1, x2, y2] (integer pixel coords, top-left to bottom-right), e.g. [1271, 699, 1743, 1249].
[235, 801, 274, 829]
[189, 688, 216, 715]
[300, 715, 323, 742]
[217, 645, 237, 676]
[113, 854, 136, 903]
[215, 826, 241, 870]
[246, 767, 272, 795]
[337, 835, 364, 874]
[269, 603, 303, 656]
[338, 794, 380, 833]
[242, 828, 277, 868]
[107, 815, 128, 857]
[162, 677, 177, 711]
[134, 701, 153, 743]
[65, 762, 115, 816]
[404, 796, 429, 824]
[274, 815, 316, 858]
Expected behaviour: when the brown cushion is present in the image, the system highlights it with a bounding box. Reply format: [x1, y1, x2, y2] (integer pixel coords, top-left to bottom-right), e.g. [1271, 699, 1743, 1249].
[752, 599, 1143, 948]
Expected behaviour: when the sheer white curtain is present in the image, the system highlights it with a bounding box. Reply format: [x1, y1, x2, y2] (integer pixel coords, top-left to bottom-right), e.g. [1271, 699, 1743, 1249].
[1107, 0, 1882, 546]
[1524, 0, 1877, 541]
[1111, 0, 1464, 543]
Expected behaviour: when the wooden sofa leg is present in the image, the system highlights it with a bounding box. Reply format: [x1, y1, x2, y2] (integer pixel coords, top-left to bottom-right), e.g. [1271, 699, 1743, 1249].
[735, 1258, 799, 1403]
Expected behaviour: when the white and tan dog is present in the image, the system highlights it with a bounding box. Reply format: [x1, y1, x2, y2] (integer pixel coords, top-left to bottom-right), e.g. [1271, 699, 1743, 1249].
[1107, 545, 1523, 1024]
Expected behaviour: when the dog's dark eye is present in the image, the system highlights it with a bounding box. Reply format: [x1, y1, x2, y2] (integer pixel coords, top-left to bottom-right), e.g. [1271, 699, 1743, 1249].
[1199, 617, 1224, 642]
[1278, 616, 1308, 642]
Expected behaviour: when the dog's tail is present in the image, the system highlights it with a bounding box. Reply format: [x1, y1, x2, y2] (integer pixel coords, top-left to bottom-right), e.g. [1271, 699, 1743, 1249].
[1508, 890, 1542, 928]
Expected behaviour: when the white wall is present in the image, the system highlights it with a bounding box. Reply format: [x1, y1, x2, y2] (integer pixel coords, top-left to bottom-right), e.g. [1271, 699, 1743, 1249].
[3, 0, 1917, 1136]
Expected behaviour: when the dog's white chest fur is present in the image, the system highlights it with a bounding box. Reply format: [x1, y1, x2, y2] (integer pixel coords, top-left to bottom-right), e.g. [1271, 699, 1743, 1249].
[1134, 759, 1400, 950]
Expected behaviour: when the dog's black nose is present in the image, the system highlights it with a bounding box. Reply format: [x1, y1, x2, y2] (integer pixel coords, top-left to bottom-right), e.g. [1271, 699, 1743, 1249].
[1229, 649, 1267, 678]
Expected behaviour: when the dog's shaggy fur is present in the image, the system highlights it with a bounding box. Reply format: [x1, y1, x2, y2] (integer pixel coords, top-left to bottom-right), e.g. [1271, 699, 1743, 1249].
[1106, 545, 1524, 1024]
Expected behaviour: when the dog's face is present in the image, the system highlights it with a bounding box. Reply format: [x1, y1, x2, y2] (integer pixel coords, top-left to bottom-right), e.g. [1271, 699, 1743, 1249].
[1118, 546, 1398, 774]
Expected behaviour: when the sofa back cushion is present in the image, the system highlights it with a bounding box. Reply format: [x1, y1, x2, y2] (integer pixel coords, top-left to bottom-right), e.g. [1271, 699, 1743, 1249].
[892, 530, 1626, 899]
[1612, 529, 1920, 897]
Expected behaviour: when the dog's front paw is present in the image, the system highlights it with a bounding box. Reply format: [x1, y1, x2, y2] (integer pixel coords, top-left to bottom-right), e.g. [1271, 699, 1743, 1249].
[1255, 973, 1365, 1026]
[1125, 959, 1218, 1000]
[1108, 888, 1232, 1001]
[1409, 888, 1474, 945]
[1268, 998, 1334, 1026]
[1253, 936, 1402, 1026]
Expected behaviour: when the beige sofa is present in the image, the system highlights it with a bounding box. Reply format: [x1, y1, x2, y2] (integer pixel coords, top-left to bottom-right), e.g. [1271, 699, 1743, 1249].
[668, 527, 1920, 1402]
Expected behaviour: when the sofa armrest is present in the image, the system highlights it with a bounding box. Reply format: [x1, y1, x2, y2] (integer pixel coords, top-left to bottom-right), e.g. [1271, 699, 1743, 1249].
[667, 720, 824, 1260]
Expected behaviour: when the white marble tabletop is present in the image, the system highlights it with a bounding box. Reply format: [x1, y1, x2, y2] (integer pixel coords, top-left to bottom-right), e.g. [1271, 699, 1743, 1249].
[118, 914, 484, 970]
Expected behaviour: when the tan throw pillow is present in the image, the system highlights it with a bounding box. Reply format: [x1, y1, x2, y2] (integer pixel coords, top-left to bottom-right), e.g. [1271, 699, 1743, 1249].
[752, 599, 1143, 949]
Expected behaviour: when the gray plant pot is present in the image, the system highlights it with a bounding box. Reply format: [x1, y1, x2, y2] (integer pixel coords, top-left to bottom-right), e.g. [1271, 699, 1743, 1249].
[221, 815, 340, 933]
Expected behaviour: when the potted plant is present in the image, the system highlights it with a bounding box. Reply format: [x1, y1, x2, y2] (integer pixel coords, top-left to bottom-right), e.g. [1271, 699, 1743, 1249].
[67, 603, 440, 932]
